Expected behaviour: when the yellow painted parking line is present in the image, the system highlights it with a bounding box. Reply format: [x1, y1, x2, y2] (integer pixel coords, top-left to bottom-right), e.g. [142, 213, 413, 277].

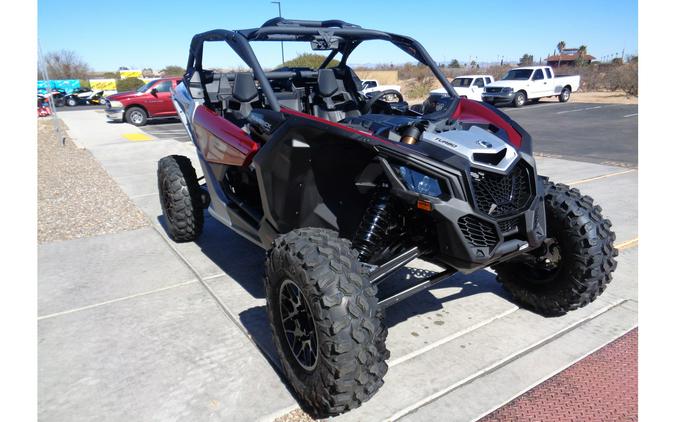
[616, 237, 638, 251]
[122, 133, 154, 142]
[568, 169, 636, 186]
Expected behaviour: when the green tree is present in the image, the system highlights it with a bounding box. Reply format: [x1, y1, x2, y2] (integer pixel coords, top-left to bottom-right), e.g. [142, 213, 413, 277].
[281, 53, 339, 69]
[116, 77, 144, 92]
[556, 41, 566, 67]
[449, 59, 461, 68]
[518, 54, 534, 66]
[161, 65, 186, 76]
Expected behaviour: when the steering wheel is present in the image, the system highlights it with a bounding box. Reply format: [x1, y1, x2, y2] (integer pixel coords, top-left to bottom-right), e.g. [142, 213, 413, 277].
[360, 89, 404, 114]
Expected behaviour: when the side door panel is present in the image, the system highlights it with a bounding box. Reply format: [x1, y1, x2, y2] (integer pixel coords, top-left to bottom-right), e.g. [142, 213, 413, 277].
[192, 105, 259, 166]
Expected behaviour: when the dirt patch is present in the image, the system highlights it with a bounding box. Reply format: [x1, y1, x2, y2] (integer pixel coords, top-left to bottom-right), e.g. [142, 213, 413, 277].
[562, 91, 637, 104]
[38, 117, 148, 243]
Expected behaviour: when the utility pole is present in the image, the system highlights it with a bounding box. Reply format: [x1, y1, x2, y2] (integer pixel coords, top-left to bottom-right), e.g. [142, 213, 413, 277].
[271, 1, 285, 65]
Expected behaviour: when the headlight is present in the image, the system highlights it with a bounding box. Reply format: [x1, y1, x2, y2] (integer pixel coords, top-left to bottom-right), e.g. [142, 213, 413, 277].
[502, 87, 514, 93]
[109, 100, 123, 108]
[395, 166, 443, 197]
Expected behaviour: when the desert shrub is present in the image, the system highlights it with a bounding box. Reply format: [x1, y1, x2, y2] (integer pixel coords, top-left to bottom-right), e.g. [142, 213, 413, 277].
[403, 76, 437, 100]
[162, 65, 185, 76]
[607, 62, 638, 96]
[115, 77, 144, 92]
[281, 53, 339, 69]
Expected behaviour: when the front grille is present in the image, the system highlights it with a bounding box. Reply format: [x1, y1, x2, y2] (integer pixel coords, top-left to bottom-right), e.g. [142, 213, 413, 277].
[470, 161, 533, 218]
[485, 87, 503, 94]
[458, 215, 499, 249]
[498, 216, 520, 233]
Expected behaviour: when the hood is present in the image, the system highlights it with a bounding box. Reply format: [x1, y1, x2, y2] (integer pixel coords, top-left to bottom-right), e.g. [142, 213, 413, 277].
[486, 80, 530, 89]
[106, 91, 142, 101]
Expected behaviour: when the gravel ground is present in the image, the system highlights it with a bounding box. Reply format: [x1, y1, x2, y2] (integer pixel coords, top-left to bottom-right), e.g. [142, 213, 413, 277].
[274, 409, 316, 422]
[38, 117, 148, 243]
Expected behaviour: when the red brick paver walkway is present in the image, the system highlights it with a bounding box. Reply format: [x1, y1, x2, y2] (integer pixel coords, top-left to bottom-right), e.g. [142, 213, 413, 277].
[480, 328, 637, 422]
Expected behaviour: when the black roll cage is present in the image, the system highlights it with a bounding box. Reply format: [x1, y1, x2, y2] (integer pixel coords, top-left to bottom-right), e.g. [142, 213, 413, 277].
[186, 18, 458, 112]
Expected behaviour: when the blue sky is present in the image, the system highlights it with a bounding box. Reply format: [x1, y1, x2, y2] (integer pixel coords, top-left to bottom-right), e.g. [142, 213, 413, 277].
[38, 0, 637, 71]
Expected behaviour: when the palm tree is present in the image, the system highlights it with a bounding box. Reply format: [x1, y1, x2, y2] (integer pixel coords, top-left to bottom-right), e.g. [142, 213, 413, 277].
[576, 45, 588, 66]
[556, 41, 566, 67]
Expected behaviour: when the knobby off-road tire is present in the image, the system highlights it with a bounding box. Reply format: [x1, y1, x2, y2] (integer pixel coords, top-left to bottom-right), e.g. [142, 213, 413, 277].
[157, 155, 203, 242]
[494, 177, 618, 316]
[265, 228, 389, 417]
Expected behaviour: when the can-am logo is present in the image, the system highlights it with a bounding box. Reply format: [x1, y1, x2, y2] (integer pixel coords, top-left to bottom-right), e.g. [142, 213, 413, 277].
[477, 140, 493, 149]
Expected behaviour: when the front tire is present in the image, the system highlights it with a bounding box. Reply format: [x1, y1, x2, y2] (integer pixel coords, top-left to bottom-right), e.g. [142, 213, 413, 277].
[512, 91, 526, 107]
[157, 155, 204, 242]
[494, 178, 618, 316]
[66, 97, 78, 107]
[265, 228, 389, 417]
[125, 106, 147, 126]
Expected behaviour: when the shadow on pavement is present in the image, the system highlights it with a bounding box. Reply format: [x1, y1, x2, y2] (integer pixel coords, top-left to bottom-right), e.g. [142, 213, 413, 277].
[156, 213, 515, 350]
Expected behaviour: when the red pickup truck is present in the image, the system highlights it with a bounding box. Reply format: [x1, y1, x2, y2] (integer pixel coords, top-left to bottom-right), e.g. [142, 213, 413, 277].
[105, 77, 181, 126]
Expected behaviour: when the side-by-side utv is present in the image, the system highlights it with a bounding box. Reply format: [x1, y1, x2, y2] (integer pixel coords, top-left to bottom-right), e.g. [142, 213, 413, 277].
[158, 18, 618, 417]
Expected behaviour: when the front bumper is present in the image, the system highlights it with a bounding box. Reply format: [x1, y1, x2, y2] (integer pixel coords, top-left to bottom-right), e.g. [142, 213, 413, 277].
[482, 91, 515, 104]
[386, 156, 547, 273]
[105, 107, 124, 122]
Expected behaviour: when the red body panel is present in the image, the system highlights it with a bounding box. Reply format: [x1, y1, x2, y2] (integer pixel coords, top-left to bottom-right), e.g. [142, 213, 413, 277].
[192, 105, 260, 166]
[451, 99, 522, 148]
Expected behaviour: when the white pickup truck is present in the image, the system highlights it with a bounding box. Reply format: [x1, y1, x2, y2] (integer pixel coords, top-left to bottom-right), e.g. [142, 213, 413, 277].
[430, 75, 495, 101]
[361, 79, 402, 97]
[482, 66, 580, 107]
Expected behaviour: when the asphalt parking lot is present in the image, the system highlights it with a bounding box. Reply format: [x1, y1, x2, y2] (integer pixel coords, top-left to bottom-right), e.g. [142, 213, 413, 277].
[502, 102, 638, 167]
[39, 105, 638, 421]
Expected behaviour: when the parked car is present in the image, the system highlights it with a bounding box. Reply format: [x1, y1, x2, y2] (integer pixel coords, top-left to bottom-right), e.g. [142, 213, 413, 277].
[160, 18, 617, 417]
[64, 87, 106, 106]
[482, 66, 580, 107]
[430, 75, 495, 101]
[105, 77, 181, 126]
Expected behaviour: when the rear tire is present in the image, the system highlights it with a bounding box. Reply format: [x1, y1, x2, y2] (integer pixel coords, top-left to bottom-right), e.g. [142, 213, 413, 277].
[512, 91, 526, 107]
[157, 155, 203, 242]
[125, 106, 147, 126]
[558, 87, 571, 102]
[265, 228, 389, 417]
[494, 177, 618, 316]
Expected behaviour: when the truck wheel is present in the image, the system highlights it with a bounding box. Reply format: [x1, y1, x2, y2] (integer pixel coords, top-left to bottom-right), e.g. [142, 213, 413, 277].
[265, 228, 389, 417]
[558, 87, 571, 102]
[125, 106, 147, 126]
[494, 177, 618, 316]
[157, 155, 204, 242]
[512, 91, 526, 107]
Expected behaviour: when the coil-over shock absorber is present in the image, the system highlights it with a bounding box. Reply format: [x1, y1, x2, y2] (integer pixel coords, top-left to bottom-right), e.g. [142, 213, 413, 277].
[352, 190, 397, 262]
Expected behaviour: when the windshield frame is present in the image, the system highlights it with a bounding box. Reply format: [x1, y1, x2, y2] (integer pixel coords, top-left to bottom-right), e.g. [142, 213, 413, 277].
[187, 22, 459, 110]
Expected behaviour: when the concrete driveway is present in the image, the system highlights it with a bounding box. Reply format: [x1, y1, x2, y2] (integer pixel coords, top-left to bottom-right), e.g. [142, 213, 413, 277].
[39, 108, 637, 421]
